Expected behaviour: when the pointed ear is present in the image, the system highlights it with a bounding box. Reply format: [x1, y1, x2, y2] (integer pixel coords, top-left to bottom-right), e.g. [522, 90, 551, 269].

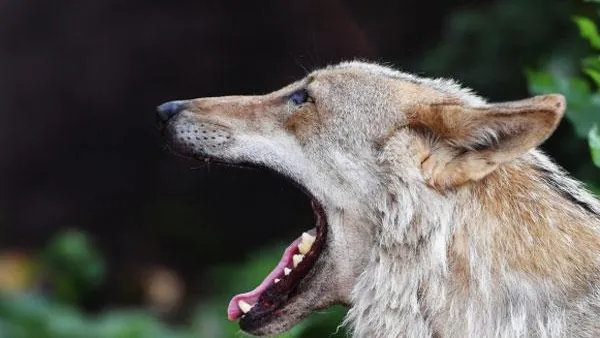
[408, 94, 566, 190]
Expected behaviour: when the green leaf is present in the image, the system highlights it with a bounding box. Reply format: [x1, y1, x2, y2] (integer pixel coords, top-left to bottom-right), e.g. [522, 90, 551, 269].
[584, 68, 600, 87]
[574, 16, 600, 50]
[43, 230, 106, 303]
[582, 56, 600, 72]
[589, 124, 600, 168]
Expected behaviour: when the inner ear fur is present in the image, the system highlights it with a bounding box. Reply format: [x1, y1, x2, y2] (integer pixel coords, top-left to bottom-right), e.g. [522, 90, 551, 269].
[407, 94, 566, 190]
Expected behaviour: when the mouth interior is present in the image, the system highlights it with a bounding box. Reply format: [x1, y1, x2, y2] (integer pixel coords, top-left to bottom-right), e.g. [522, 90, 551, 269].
[226, 198, 327, 324]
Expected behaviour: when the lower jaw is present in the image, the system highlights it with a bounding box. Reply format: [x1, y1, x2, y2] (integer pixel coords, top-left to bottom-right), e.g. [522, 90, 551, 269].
[239, 256, 331, 335]
[229, 200, 328, 331]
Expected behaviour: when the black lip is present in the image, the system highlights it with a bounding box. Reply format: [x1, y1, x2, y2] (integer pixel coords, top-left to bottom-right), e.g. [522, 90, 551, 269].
[239, 199, 328, 333]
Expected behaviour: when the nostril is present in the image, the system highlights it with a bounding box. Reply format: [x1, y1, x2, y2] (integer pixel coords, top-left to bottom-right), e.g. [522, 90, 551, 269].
[157, 100, 187, 123]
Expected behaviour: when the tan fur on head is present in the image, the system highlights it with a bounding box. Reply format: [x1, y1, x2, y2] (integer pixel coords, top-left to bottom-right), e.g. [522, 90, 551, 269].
[284, 105, 323, 143]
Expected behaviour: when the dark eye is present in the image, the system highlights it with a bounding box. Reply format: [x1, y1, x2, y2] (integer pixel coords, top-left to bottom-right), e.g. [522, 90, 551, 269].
[289, 89, 312, 105]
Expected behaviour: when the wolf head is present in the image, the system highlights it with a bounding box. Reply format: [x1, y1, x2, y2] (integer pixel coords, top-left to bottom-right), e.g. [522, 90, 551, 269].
[158, 61, 565, 336]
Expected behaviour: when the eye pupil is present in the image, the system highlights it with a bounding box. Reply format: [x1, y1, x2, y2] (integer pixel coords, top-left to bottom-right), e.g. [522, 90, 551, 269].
[290, 89, 309, 105]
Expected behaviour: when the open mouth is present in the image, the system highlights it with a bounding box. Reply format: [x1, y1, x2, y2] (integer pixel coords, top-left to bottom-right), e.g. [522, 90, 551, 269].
[226, 195, 328, 331]
[159, 117, 331, 331]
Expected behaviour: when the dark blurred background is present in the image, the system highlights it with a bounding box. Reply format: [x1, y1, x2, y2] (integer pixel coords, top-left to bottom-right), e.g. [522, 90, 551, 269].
[0, 0, 599, 337]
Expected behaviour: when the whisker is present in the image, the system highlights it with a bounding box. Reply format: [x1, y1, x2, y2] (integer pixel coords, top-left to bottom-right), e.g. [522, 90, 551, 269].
[292, 53, 310, 76]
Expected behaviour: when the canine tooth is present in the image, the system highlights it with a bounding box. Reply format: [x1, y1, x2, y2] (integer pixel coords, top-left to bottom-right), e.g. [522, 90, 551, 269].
[284, 267, 292, 276]
[274, 278, 280, 283]
[302, 232, 316, 243]
[298, 232, 316, 254]
[293, 254, 304, 268]
[238, 300, 253, 314]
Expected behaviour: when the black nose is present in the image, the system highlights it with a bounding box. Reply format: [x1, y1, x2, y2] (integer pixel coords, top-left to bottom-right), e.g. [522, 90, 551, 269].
[157, 100, 186, 123]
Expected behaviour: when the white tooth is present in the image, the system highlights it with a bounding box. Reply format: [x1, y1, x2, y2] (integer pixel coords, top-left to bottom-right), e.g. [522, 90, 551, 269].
[293, 254, 304, 268]
[274, 278, 280, 283]
[238, 300, 253, 314]
[298, 232, 316, 254]
[284, 267, 292, 276]
[302, 232, 316, 243]
[297, 243, 307, 254]
[298, 232, 316, 255]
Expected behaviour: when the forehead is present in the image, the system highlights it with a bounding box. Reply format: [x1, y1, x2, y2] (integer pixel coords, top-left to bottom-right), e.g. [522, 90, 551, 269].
[308, 62, 395, 86]
[307, 61, 485, 107]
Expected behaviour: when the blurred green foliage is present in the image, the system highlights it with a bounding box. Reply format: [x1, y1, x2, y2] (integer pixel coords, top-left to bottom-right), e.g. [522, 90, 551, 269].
[417, 0, 577, 100]
[527, 5, 600, 169]
[41, 231, 106, 304]
[0, 293, 194, 338]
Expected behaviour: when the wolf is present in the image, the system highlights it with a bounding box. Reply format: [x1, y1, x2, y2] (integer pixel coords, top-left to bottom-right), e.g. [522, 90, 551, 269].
[157, 61, 600, 338]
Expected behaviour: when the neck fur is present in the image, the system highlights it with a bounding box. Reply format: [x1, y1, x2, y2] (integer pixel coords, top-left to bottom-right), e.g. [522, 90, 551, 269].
[345, 149, 600, 338]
